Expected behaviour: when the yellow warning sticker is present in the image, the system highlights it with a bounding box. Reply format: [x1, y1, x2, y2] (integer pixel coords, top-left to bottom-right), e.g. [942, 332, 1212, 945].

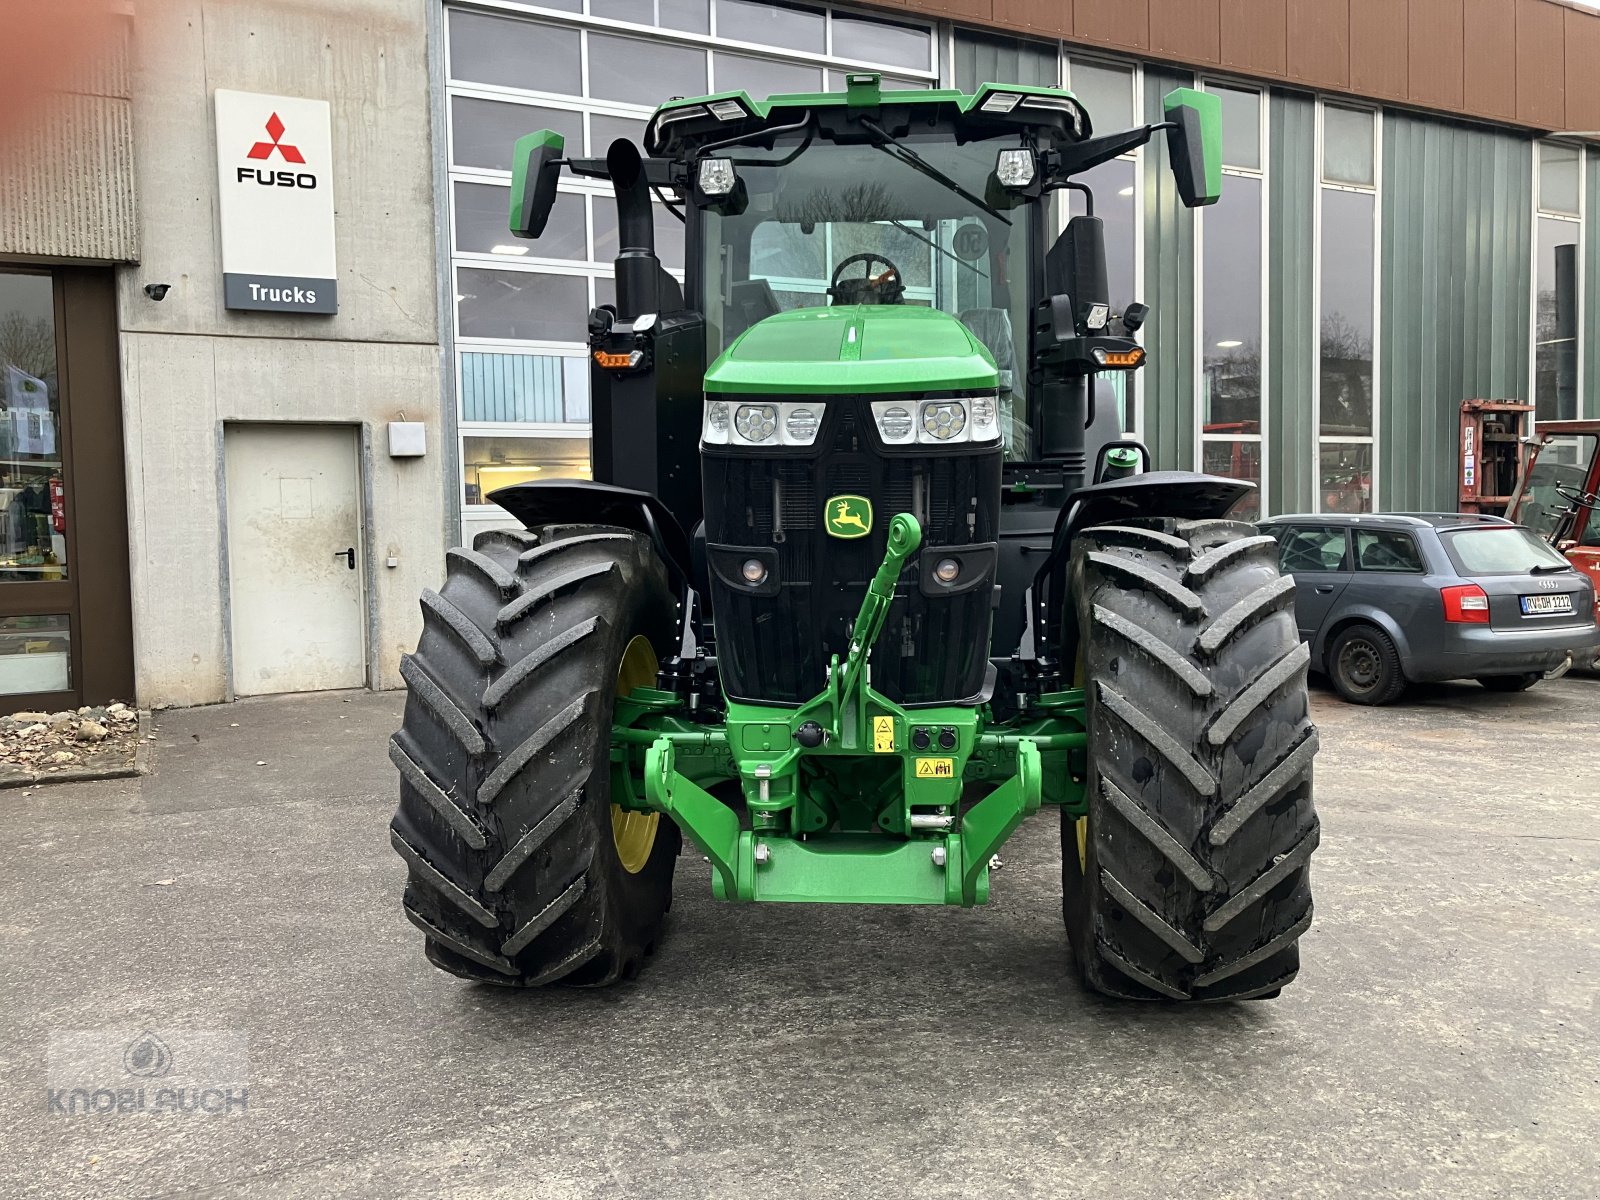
[915, 757, 956, 778]
[872, 715, 895, 753]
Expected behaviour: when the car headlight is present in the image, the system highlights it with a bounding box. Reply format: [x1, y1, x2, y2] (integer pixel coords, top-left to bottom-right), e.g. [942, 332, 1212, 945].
[921, 401, 967, 441]
[734, 403, 777, 443]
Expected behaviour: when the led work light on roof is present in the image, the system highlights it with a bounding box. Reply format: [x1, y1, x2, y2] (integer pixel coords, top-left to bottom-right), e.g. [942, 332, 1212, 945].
[996, 149, 1036, 189]
[981, 92, 1022, 114]
[707, 98, 748, 121]
[697, 158, 738, 197]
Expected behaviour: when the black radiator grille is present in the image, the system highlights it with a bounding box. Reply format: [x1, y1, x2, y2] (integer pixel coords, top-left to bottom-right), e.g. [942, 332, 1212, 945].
[703, 397, 1001, 706]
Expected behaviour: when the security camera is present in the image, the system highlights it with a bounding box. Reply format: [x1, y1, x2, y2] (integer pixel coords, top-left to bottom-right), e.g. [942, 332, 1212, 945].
[143, 283, 172, 301]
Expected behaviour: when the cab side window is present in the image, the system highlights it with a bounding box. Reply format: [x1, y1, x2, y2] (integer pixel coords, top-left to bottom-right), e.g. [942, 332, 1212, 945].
[1277, 525, 1350, 574]
[1353, 529, 1424, 573]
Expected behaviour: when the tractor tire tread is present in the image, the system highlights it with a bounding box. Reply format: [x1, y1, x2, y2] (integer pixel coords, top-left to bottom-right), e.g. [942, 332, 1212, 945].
[1063, 518, 1318, 1003]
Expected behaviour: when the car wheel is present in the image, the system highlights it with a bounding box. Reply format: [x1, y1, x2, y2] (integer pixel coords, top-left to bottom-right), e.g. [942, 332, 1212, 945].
[1328, 624, 1406, 705]
[1477, 673, 1541, 693]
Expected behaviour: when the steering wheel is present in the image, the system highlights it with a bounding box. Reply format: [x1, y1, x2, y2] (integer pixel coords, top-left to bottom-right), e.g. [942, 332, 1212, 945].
[1555, 483, 1600, 510]
[828, 253, 906, 306]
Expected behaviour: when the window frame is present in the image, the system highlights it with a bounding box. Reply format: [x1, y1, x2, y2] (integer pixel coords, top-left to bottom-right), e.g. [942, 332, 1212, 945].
[1195, 75, 1269, 514]
[1312, 100, 1382, 514]
[1531, 139, 1586, 426]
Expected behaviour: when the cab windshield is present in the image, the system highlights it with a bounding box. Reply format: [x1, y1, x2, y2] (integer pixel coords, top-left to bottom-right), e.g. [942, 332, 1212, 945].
[1518, 434, 1599, 543]
[696, 129, 1039, 456]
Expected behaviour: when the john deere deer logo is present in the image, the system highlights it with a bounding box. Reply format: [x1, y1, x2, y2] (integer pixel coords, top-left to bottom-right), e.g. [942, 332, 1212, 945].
[825, 495, 873, 539]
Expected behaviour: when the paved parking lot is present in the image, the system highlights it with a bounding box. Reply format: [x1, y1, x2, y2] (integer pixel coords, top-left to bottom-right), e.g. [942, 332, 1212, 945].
[2, 678, 1597, 1198]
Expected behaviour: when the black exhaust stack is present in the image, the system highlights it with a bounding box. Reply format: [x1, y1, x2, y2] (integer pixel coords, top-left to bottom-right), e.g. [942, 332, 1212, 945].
[607, 138, 660, 321]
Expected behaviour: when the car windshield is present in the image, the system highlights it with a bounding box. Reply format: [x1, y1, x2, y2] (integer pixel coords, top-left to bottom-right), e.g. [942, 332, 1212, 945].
[1441, 527, 1573, 575]
[697, 128, 1038, 456]
[1518, 434, 1598, 541]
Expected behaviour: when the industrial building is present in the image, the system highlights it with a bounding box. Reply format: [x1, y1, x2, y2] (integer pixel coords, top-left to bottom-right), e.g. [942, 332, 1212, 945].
[2, 0, 1597, 707]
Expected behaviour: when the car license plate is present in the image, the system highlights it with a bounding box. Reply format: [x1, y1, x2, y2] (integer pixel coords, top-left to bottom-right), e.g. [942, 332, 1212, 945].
[1520, 593, 1574, 615]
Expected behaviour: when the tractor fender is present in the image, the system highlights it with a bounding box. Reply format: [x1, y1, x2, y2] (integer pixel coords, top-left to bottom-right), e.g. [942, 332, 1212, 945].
[489, 479, 694, 590]
[1313, 602, 1415, 677]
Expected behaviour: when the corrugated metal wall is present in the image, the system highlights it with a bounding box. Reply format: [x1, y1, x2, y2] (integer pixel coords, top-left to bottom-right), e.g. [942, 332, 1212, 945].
[1267, 91, 1318, 515]
[949, 28, 1058, 92]
[1139, 64, 1196, 474]
[1378, 113, 1532, 511]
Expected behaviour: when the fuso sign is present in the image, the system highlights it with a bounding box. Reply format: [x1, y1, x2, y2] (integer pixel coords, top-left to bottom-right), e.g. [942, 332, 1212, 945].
[214, 90, 338, 314]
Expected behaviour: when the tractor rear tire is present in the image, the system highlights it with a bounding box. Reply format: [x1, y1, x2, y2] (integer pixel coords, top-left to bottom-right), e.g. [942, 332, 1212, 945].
[389, 524, 681, 987]
[1062, 518, 1319, 1002]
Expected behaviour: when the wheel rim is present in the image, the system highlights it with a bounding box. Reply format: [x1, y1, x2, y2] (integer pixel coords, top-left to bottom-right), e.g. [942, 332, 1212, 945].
[1337, 637, 1381, 694]
[611, 635, 660, 874]
[1075, 816, 1088, 872]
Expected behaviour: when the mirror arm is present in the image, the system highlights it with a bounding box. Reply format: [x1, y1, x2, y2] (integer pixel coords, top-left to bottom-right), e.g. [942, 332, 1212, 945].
[1056, 125, 1159, 176]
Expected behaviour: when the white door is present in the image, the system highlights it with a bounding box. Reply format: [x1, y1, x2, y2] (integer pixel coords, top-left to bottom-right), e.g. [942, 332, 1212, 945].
[224, 424, 366, 695]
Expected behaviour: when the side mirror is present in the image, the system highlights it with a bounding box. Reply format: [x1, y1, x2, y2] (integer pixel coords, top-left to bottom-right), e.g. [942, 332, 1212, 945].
[509, 129, 565, 239]
[1161, 88, 1222, 208]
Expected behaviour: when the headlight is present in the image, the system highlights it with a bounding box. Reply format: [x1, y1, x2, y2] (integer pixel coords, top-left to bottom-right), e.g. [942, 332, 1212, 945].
[996, 149, 1036, 189]
[921, 401, 967, 441]
[707, 98, 748, 121]
[703, 400, 731, 444]
[970, 395, 999, 441]
[734, 403, 777, 442]
[981, 92, 1021, 113]
[784, 406, 820, 444]
[872, 403, 915, 444]
[698, 158, 737, 196]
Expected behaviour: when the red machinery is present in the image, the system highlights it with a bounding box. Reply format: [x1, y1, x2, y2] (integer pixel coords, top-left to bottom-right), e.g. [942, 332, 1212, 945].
[1459, 399, 1534, 516]
[1507, 419, 1600, 659]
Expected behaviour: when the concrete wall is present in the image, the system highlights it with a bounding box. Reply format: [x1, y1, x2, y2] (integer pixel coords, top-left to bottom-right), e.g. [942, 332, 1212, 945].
[120, 0, 443, 707]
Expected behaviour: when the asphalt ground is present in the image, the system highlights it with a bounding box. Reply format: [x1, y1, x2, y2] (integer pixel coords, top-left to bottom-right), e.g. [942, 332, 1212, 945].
[2, 677, 1597, 1198]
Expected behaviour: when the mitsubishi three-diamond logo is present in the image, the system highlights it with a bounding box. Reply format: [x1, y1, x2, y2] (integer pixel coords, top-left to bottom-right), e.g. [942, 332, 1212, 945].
[246, 112, 304, 163]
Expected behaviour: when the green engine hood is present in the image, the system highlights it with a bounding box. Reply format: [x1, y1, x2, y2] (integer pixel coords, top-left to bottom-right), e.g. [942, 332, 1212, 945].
[704, 306, 999, 396]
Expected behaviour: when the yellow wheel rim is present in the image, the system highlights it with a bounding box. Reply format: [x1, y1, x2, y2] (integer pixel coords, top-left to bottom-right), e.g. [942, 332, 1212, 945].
[611, 635, 660, 874]
[1075, 816, 1088, 873]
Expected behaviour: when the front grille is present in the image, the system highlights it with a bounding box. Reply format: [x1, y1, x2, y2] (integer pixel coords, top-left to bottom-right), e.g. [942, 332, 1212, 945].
[703, 397, 1001, 705]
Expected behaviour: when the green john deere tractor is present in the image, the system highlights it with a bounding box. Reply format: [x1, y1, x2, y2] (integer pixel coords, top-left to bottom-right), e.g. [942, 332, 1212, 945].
[389, 73, 1319, 1001]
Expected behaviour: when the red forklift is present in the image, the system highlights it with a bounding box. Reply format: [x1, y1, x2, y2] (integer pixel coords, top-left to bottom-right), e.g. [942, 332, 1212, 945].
[1507, 420, 1600, 665]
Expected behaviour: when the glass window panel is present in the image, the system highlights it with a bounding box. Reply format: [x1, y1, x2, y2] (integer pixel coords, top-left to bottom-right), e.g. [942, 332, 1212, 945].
[714, 52, 821, 98]
[0, 270, 67, 583]
[590, 113, 649, 156]
[455, 181, 586, 260]
[588, 32, 706, 106]
[826, 71, 929, 91]
[1068, 60, 1134, 133]
[1535, 216, 1580, 423]
[563, 357, 591, 421]
[594, 276, 615, 310]
[1539, 142, 1582, 216]
[1203, 175, 1262, 428]
[1318, 443, 1374, 513]
[451, 98, 581, 172]
[456, 268, 589, 341]
[1323, 105, 1374, 186]
[1201, 441, 1261, 520]
[0, 614, 70, 694]
[1353, 529, 1424, 572]
[716, 0, 824, 52]
[661, 0, 710, 34]
[1276, 525, 1349, 572]
[592, 202, 686, 271]
[590, 0, 653, 24]
[463, 436, 591, 506]
[750, 223, 827, 281]
[1213, 85, 1260, 170]
[460, 352, 569, 422]
[1319, 188, 1375, 437]
[829, 14, 931, 72]
[448, 12, 580, 93]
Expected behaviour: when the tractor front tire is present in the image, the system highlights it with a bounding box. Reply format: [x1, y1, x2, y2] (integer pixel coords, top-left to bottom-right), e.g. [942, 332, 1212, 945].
[389, 524, 681, 987]
[1063, 518, 1319, 1002]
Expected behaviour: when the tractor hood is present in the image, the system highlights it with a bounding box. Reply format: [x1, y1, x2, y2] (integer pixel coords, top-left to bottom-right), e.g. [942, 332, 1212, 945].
[704, 306, 999, 396]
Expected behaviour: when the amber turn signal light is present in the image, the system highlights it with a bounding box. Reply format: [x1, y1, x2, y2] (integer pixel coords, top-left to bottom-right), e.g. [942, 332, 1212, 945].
[593, 349, 642, 369]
